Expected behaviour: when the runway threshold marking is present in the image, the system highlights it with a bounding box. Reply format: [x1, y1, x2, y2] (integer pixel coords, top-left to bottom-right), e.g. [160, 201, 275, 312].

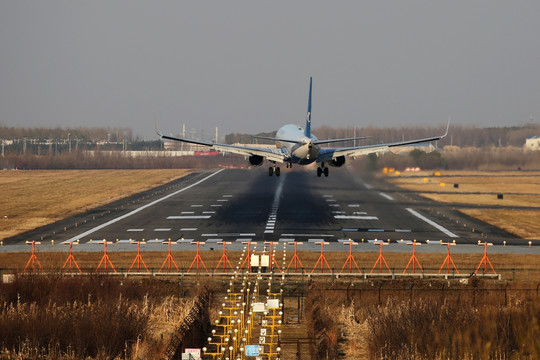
[405, 208, 459, 238]
[61, 169, 225, 243]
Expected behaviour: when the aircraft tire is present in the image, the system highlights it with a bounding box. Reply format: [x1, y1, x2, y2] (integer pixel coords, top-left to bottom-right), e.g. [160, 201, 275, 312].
[317, 167, 322, 177]
[269, 167, 274, 176]
[275, 167, 281, 176]
[324, 167, 329, 177]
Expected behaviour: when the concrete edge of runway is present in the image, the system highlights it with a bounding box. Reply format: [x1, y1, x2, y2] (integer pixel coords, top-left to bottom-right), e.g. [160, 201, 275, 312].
[1, 241, 539, 255]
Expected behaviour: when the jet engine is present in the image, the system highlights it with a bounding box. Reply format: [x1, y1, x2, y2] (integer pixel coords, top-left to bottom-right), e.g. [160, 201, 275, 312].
[330, 156, 346, 167]
[248, 155, 264, 166]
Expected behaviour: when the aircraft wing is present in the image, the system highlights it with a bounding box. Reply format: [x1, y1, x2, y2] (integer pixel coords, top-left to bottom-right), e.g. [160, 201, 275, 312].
[159, 133, 287, 163]
[317, 126, 449, 163]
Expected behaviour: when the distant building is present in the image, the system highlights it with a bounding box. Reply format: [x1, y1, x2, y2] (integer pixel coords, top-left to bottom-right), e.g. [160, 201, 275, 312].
[524, 136, 540, 151]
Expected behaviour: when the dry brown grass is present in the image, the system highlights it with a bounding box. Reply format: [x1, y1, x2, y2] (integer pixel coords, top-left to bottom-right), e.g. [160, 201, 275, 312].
[0, 276, 196, 360]
[385, 170, 540, 239]
[389, 171, 540, 201]
[306, 280, 540, 360]
[461, 209, 540, 240]
[0, 169, 191, 240]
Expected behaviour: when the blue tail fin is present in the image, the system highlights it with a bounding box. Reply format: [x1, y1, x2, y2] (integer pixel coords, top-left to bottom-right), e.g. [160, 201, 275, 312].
[305, 77, 312, 138]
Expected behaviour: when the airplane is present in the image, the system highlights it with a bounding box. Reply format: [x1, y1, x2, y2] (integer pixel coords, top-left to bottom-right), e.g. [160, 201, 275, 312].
[156, 77, 449, 177]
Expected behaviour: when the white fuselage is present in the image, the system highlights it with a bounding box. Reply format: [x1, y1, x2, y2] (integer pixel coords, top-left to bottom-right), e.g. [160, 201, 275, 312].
[275, 124, 320, 165]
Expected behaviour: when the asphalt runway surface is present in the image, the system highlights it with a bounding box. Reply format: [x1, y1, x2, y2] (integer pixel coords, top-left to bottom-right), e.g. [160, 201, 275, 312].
[3, 168, 538, 255]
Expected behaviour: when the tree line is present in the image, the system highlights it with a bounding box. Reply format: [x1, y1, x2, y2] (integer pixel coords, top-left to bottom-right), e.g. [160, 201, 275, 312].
[3, 123, 538, 148]
[1, 123, 539, 170]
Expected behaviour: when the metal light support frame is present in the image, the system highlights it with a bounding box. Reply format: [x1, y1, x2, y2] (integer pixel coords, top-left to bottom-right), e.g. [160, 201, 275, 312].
[370, 241, 392, 274]
[62, 241, 81, 273]
[311, 241, 332, 273]
[187, 241, 208, 273]
[286, 241, 305, 273]
[159, 239, 180, 273]
[214, 241, 234, 273]
[438, 242, 459, 274]
[95, 240, 116, 273]
[340, 241, 360, 274]
[128, 240, 149, 273]
[23, 241, 44, 273]
[475, 242, 496, 274]
[403, 241, 423, 273]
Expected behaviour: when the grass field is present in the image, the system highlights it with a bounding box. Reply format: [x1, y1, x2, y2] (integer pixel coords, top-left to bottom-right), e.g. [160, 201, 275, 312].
[0, 169, 191, 240]
[385, 170, 540, 239]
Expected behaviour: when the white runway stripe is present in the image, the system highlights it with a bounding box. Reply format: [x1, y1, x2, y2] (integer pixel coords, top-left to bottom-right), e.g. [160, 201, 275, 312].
[167, 215, 211, 220]
[263, 175, 286, 234]
[406, 208, 459, 238]
[334, 215, 379, 220]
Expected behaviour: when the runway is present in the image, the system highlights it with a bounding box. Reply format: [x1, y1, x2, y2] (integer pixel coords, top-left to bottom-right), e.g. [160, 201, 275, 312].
[4, 167, 533, 254]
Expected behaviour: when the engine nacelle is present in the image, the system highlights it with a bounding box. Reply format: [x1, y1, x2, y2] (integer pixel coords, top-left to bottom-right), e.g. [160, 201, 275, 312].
[330, 156, 346, 167]
[248, 155, 264, 167]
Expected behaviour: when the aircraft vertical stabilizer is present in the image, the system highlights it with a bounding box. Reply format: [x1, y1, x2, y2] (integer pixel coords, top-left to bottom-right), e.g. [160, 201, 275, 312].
[304, 77, 312, 138]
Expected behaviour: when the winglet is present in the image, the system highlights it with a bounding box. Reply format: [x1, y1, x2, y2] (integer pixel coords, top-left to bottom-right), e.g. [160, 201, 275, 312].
[154, 117, 163, 138]
[443, 116, 451, 138]
[305, 77, 312, 138]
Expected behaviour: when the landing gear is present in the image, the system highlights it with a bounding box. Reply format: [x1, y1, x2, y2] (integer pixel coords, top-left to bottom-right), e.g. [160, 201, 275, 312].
[286, 163, 292, 169]
[317, 166, 329, 177]
[269, 165, 281, 177]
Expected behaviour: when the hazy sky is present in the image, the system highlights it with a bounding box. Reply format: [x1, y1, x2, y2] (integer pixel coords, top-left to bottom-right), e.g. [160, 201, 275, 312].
[1, 1, 539, 140]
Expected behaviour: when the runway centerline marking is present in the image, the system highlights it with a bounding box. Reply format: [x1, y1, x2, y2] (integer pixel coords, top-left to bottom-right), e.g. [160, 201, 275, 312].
[61, 169, 225, 243]
[406, 208, 459, 238]
[167, 215, 211, 220]
[263, 174, 286, 234]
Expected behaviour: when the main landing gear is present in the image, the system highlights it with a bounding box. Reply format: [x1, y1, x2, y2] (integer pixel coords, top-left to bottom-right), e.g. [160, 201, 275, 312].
[317, 166, 329, 177]
[269, 166, 281, 177]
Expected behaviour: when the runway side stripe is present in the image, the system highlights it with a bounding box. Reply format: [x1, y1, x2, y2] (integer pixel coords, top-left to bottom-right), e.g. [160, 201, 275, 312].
[379, 192, 394, 201]
[61, 169, 225, 243]
[406, 208, 459, 238]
